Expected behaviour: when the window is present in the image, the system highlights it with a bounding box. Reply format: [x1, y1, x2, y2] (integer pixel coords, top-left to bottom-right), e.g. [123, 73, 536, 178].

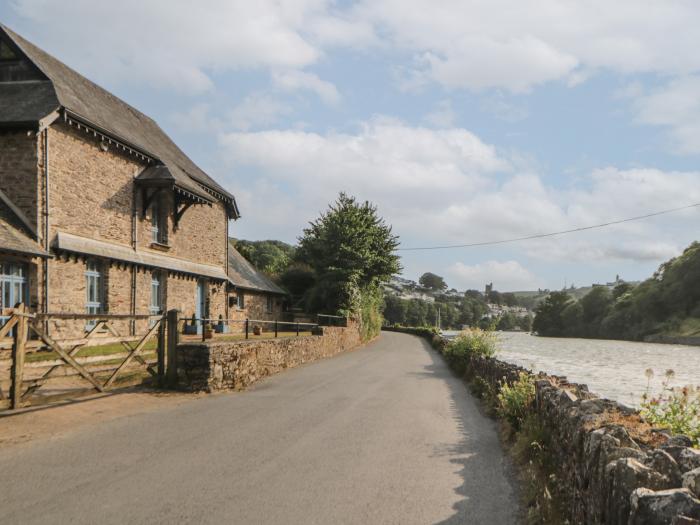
[237, 292, 245, 310]
[150, 271, 163, 325]
[151, 199, 162, 243]
[150, 197, 168, 245]
[85, 260, 103, 328]
[266, 295, 273, 314]
[0, 262, 27, 327]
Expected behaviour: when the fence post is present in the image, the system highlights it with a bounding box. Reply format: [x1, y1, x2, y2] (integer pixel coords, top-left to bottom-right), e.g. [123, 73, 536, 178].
[10, 304, 28, 410]
[157, 315, 166, 386]
[296, 322, 300, 337]
[245, 319, 249, 339]
[166, 309, 179, 388]
[274, 320, 278, 338]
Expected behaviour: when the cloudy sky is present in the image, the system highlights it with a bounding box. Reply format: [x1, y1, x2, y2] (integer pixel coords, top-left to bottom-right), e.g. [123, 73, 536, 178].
[4, 0, 700, 291]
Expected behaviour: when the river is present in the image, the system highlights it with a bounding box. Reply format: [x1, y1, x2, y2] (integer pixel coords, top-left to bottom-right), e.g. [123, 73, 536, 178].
[442, 330, 700, 407]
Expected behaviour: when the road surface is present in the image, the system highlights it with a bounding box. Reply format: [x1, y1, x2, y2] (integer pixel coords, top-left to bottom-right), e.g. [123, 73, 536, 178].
[0, 332, 518, 524]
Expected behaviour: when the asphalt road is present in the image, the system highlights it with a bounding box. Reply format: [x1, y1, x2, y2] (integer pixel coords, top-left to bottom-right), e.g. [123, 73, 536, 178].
[0, 332, 518, 525]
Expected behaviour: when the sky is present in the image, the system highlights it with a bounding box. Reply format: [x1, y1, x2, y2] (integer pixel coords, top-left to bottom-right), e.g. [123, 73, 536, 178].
[3, 0, 700, 292]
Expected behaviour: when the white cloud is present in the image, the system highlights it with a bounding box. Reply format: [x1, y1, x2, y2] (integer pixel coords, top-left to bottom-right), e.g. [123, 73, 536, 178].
[219, 119, 700, 268]
[354, 0, 700, 92]
[631, 76, 700, 154]
[10, 0, 330, 93]
[229, 94, 293, 131]
[448, 260, 541, 291]
[272, 70, 341, 105]
[13, 1, 700, 95]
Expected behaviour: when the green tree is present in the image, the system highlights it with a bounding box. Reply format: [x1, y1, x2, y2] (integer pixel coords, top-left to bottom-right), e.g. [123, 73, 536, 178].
[532, 291, 572, 336]
[419, 272, 448, 291]
[297, 193, 401, 319]
[234, 239, 295, 276]
[383, 295, 408, 325]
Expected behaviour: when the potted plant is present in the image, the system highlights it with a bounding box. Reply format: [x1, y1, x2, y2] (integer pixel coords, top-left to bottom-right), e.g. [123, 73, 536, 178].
[253, 324, 263, 336]
[183, 314, 198, 335]
[214, 314, 228, 334]
[204, 322, 214, 339]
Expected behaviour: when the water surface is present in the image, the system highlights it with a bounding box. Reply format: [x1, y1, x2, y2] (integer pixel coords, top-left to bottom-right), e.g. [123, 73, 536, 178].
[443, 330, 700, 407]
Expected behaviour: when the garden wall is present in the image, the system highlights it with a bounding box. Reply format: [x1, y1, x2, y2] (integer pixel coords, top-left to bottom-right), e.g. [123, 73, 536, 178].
[177, 323, 362, 392]
[385, 327, 700, 524]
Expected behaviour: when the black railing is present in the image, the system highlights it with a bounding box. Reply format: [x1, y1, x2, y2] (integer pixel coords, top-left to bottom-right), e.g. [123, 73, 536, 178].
[316, 314, 348, 327]
[186, 318, 319, 342]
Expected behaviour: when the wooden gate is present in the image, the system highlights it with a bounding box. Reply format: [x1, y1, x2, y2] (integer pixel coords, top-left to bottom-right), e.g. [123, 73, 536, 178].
[0, 305, 170, 410]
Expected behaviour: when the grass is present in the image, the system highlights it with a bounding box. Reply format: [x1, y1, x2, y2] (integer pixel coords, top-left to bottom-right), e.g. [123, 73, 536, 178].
[26, 339, 158, 363]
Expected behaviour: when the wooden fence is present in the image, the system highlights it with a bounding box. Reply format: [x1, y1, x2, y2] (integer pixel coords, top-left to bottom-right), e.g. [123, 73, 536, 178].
[0, 305, 180, 411]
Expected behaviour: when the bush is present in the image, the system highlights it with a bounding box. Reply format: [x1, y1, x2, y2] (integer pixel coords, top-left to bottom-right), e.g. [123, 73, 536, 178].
[358, 286, 383, 342]
[443, 329, 497, 375]
[497, 371, 536, 430]
[641, 369, 700, 446]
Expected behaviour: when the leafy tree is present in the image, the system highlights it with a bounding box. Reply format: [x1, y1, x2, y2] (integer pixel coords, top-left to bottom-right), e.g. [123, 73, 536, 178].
[297, 193, 401, 319]
[234, 239, 295, 276]
[383, 295, 408, 325]
[419, 272, 448, 291]
[532, 291, 572, 336]
[497, 312, 518, 330]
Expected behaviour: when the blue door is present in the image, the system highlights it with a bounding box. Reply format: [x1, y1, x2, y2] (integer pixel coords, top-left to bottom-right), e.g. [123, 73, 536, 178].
[0, 262, 28, 327]
[196, 280, 207, 335]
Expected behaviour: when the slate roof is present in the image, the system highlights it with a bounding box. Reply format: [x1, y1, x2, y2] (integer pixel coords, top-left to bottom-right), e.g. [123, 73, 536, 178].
[0, 24, 239, 217]
[0, 196, 49, 258]
[228, 242, 286, 295]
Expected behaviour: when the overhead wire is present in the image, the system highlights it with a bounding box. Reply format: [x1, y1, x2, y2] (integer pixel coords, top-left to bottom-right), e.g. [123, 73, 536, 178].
[397, 202, 700, 251]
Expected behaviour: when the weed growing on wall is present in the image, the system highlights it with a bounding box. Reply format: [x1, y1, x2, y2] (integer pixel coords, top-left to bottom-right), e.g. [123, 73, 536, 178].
[497, 371, 536, 431]
[641, 368, 700, 446]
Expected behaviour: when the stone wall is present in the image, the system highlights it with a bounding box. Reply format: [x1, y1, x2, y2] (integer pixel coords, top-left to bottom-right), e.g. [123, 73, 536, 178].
[177, 322, 362, 392]
[386, 327, 700, 524]
[0, 130, 39, 229]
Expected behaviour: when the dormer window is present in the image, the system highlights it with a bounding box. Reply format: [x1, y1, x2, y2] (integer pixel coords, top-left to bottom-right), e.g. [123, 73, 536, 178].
[0, 40, 17, 61]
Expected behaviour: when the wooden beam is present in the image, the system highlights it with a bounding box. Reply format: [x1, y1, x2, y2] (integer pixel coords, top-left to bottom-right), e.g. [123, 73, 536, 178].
[174, 202, 192, 228]
[166, 310, 179, 388]
[10, 305, 28, 409]
[103, 320, 161, 389]
[30, 324, 105, 393]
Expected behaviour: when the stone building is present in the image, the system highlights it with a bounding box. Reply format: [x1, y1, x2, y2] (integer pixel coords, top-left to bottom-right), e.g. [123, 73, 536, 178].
[225, 242, 287, 331]
[0, 24, 242, 337]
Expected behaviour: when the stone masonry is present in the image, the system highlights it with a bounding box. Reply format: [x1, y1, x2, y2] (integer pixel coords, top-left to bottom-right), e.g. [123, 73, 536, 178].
[177, 322, 362, 392]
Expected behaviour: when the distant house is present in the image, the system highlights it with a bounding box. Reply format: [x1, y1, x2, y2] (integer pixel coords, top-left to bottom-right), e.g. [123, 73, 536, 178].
[227, 242, 286, 327]
[0, 24, 240, 336]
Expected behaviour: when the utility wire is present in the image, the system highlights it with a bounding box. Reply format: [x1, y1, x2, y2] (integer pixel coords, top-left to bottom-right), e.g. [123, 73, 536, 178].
[398, 202, 700, 251]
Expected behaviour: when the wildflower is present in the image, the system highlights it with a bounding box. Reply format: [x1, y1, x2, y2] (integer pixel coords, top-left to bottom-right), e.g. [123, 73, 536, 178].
[645, 368, 654, 380]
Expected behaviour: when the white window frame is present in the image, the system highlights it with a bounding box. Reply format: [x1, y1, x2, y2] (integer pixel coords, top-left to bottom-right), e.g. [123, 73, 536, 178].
[266, 295, 273, 314]
[237, 292, 245, 310]
[151, 199, 161, 243]
[150, 271, 163, 326]
[85, 260, 103, 329]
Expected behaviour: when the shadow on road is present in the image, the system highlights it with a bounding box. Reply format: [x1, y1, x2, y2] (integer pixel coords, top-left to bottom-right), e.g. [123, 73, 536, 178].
[409, 336, 521, 525]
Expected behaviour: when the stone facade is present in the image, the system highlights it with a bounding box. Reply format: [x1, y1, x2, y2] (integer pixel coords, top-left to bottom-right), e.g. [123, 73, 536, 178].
[226, 290, 285, 332]
[177, 322, 362, 392]
[0, 131, 40, 230]
[388, 328, 700, 524]
[0, 123, 232, 338]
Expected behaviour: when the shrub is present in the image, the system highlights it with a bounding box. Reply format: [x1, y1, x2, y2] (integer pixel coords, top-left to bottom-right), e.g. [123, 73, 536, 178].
[641, 369, 700, 446]
[443, 329, 497, 375]
[497, 371, 536, 430]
